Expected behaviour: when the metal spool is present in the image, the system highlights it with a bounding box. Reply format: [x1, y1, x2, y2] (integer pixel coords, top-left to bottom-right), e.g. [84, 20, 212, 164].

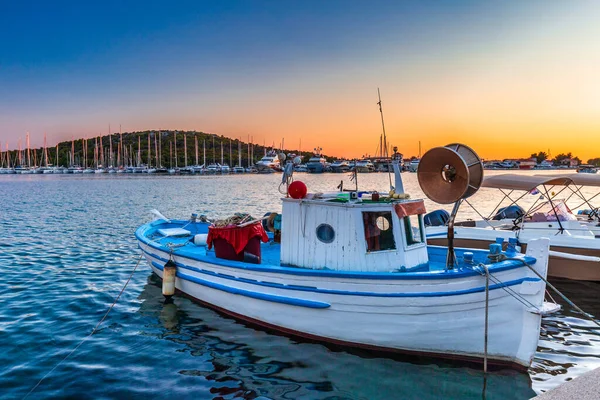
[417, 143, 483, 204]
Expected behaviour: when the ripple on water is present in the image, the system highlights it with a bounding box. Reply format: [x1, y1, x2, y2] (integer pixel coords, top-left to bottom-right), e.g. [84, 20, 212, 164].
[0, 173, 598, 399]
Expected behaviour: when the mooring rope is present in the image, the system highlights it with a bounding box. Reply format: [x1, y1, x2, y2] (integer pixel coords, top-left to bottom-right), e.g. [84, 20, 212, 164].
[483, 263, 489, 374]
[24, 253, 144, 399]
[507, 257, 600, 327]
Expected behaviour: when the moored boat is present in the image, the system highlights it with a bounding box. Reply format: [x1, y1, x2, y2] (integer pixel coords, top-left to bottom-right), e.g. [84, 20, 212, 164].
[426, 173, 600, 281]
[136, 143, 556, 369]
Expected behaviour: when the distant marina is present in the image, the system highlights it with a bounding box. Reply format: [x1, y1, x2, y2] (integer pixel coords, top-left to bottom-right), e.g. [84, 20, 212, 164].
[1, 130, 596, 176]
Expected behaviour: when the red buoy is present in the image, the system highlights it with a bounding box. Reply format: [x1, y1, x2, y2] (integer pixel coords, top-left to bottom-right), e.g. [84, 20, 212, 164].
[288, 181, 307, 199]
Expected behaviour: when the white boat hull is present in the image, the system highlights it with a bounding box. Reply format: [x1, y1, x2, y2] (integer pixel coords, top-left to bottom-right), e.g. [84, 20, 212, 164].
[137, 237, 549, 369]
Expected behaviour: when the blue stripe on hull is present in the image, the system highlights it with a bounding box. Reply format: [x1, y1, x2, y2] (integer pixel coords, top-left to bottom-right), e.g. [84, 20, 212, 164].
[143, 248, 540, 298]
[152, 261, 330, 309]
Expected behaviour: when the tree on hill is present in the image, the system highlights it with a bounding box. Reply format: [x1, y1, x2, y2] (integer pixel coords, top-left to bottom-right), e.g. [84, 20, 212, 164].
[552, 152, 581, 166]
[587, 158, 600, 167]
[530, 151, 548, 164]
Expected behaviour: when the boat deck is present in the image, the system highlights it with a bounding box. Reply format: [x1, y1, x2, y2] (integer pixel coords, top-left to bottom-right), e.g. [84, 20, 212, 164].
[137, 220, 537, 277]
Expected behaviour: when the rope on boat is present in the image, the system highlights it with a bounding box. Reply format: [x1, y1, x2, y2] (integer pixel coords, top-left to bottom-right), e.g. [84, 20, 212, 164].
[472, 264, 540, 311]
[24, 253, 144, 399]
[483, 263, 490, 374]
[507, 257, 600, 327]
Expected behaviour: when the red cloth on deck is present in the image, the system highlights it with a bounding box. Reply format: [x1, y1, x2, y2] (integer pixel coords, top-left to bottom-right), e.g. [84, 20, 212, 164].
[394, 200, 426, 218]
[207, 222, 269, 254]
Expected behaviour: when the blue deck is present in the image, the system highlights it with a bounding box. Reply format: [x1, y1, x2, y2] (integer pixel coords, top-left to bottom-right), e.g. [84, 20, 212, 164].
[136, 220, 538, 280]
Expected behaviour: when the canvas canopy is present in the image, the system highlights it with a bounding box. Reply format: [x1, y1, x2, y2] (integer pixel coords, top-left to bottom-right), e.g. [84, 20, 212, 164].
[537, 173, 600, 188]
[481, 174, 573, 191]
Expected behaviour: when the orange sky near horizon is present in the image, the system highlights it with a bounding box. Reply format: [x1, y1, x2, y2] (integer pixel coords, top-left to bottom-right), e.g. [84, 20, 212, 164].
[3, 2, 600, 163]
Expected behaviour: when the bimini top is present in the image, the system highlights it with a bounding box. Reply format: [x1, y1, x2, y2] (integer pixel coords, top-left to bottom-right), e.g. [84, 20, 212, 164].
[537, 173, 600, 187]
[481, 174, 573, 191]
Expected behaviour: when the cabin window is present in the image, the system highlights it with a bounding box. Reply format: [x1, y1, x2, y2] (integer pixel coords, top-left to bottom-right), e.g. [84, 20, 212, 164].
[363, 212, 396, 252]
[404, 215, 424, 246]
[316, 224, 335, 243]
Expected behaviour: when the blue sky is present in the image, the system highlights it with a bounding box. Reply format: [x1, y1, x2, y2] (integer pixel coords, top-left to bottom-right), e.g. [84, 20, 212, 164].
[1, 1, 599, 159]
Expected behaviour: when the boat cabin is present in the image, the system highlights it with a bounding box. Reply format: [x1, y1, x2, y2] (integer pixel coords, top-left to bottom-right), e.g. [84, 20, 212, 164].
[280, 197, 429, 272]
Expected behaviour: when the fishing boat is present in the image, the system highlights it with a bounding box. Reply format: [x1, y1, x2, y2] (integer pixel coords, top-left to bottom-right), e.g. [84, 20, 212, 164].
[136, 143, 556, 369]
[426, 173, 600, 281]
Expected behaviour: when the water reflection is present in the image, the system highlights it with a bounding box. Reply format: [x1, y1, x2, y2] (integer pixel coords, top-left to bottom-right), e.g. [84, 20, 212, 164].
[138, 276, 536, 400]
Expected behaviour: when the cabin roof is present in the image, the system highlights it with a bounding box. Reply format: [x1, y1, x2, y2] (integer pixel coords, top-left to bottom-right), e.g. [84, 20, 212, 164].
[481, 174, 573, 191]
[282, 196, 423, 209]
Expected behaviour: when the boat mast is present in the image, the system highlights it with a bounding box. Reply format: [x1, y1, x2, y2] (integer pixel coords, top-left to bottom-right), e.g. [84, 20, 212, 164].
[229, 139, 232, 167]
[203, 139, 206, 167]
[147, 133, 151, 168]
[377, 88, 392, 188]
[158, 130, 162, 168]
[195, 135, 198, 166]
[119, 125, 123, 168]
[238, 138, 242, 167]
[184, 133, 188, 167]
[174, 131, 178, 168]
[221, 141, 224, 166]
[26, 132, 31, 168]
[154, 132, 159, 168]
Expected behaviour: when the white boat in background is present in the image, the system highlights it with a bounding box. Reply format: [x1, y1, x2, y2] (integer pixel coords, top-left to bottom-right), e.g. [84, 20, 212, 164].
[330, 160, 351, 173]
[352, 159, 375, 173]
[426, 173, 600, 281]
[294, 164, 308, 172]
[255, 151, 281, 173]
[206, 164, 220, 174]
[408, 159, 420, 172]
[306, 148, 327, 173]
[220, 165, 231, 174]
[577, 164, 598, 174]
[233, 166, 245, 173]
[136, 143, 557, 370]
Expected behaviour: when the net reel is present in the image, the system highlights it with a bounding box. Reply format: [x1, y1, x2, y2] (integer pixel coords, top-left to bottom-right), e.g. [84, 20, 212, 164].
[417, 143, 484, 268]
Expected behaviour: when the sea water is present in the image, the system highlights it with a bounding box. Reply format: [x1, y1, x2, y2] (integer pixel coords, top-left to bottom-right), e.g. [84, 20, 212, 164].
[0, 171, 598, 399]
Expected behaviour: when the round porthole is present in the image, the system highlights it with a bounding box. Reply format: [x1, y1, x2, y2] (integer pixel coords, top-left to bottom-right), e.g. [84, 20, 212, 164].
[376, 215, 391, 231]
[316, 224, 335, 243]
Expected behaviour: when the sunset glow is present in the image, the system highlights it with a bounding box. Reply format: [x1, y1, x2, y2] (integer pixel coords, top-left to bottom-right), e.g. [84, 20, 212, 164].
[2, 1, 600, 160]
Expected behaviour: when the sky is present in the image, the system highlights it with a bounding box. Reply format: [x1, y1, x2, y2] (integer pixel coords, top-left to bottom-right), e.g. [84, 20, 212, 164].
[1, 0, 600, 160]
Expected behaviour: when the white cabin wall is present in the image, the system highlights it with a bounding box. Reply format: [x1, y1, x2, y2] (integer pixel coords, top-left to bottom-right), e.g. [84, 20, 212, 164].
[281, 199, 429, 272]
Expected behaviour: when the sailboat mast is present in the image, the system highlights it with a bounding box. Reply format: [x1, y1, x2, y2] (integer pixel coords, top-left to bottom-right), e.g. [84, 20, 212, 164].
[195, 135, 198, 166]
[119, 125, 123, 168]
[229, 139, 232, 167]
[26, 132, 31, 168]
[174, 131, 178, 168]
[184, 133, 188, 167]
[155, 132, 159, 168]
[109, 125, 113, 167]
[203, 140, 206, 167]
[158, 131, 162, 167]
